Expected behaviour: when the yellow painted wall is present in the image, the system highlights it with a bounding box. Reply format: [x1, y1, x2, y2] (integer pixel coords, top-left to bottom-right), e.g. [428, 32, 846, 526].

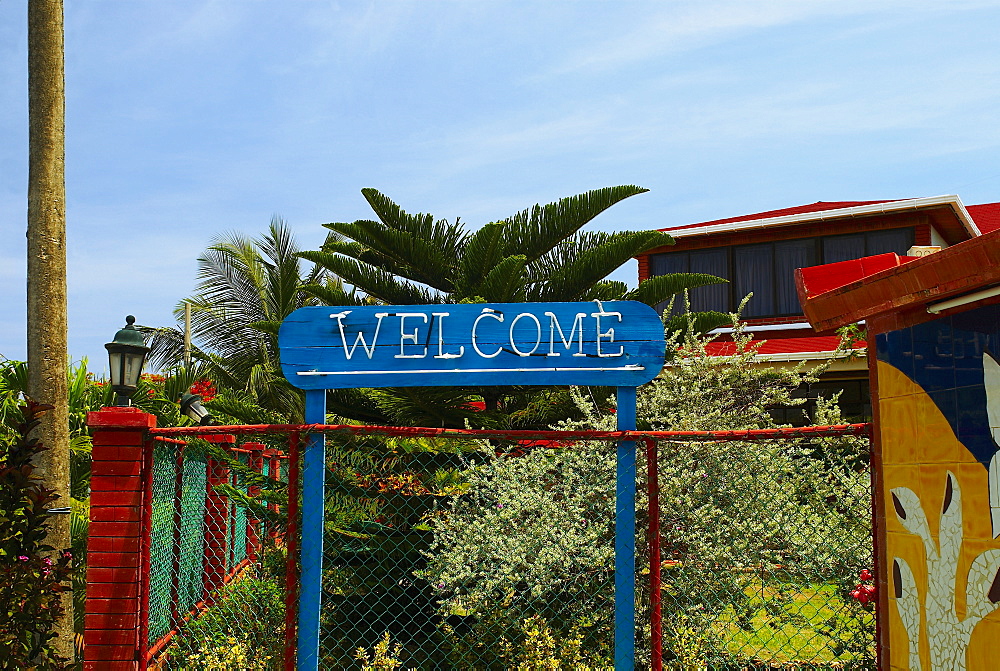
[878, 360, 1000, 671]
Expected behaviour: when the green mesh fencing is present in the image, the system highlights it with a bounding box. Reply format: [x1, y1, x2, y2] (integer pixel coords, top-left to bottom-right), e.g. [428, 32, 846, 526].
[177, 453, 208, 619]
[642, 434, 875, 670]
[145, 438, 289, 669]
[148, 440, 179, 646]
[232, 452, 249, 567]
[310, 430, 873, 670]
[316, 433, 619, 669]
[137, 425, 872, 669]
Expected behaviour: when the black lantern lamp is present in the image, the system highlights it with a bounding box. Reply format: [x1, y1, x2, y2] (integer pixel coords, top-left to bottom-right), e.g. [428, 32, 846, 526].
[179, 392, 214, 426]
[105, 315, 150, 407]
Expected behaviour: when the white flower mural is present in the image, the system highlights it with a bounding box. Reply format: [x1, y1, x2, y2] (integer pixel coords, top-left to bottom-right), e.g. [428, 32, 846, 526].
[983, 351, 1000, 538]
[891, 472, 1000, 669]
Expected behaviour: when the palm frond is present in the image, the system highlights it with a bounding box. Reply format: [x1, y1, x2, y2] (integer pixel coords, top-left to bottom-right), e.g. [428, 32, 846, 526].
[624, 272, 728, 307]
[475, 255, 528, 303]
[456, 222, 509, 294]
[529, 230, 677, 301]
[361, 188, 468, 256]
[500, 185, 650, 262]
[371, 387, 482, 429]
[325, 220, 458, 292]
[297, 251, 443, 304]
[580, 280, 630, 301]
[299, 281, 369, 307]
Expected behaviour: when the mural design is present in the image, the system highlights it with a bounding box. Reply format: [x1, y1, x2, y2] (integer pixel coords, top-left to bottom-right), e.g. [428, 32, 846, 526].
[985, 352, 1000, 539]
[890, 472, 1000, 670]
[875, 304, 1000, 670]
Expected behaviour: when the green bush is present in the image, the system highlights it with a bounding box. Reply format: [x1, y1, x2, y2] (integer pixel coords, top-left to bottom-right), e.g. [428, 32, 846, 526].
[422, 320, 874, 667]
[168, 573, 285, 669]
[0, 402, 74, 668]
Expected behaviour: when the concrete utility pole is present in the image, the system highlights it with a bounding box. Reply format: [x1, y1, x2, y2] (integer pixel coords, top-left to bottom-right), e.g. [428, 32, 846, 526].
[27, 0, 74, 660]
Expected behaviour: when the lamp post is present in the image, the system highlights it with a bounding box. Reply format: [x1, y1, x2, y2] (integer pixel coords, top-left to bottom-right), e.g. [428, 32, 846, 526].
[179, 392, 215, 425]
[104, 315, 150, 407]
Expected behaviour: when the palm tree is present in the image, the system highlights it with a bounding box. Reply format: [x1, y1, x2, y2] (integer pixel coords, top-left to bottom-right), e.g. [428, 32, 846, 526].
[148, 218, 348, 423]
[299, 186, 721, 307]
[26, 0, 74, 658]
[296, 187, 728, 427]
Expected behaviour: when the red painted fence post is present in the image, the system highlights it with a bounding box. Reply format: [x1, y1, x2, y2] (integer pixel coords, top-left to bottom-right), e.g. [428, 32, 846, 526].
[244, 442, 265, 562]
[84, 406, 157, 671]
[202, 434, 235, 602]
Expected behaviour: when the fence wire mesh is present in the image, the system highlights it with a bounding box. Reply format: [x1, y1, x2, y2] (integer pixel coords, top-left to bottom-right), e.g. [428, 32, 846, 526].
[642, 434, 875, 671]
[145, 436, 291, 670]
[313, 427, 873, 670]
[137, 424, 873, 670]
[317, 432, 620, 669]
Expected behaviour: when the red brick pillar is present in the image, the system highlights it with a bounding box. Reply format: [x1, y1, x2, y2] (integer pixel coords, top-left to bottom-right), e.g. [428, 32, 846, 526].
[244, 442, 265, 561]
[202, 434, 234, 601]
[84, 406, 157, 671]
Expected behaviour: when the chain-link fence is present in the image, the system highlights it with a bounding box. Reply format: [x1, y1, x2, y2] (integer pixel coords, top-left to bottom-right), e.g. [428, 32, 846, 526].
[117, 423, 873, 670]
[312, 427, 873, 670]
[143, 435, 294, 670]
[641, 431, 875, 671]
[316, 431, 619, 669]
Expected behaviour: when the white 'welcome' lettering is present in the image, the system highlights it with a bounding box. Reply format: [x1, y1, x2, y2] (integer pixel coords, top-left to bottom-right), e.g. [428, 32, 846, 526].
[544, 312, 587, 357]
[332, 311, 387, 360]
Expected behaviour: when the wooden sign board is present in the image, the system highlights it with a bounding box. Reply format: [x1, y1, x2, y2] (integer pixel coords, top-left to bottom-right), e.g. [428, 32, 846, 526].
[279, 301, 665, 389]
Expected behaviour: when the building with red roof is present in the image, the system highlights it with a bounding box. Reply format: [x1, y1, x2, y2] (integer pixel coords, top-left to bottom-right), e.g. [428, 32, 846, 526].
[636, 195, 1000, 423]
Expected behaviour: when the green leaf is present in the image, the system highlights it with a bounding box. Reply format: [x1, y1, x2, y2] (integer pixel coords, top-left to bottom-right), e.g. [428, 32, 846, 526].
[624, 272, 727, 307]
[476, 255, 528, 303]
[500, 185, 651, 262]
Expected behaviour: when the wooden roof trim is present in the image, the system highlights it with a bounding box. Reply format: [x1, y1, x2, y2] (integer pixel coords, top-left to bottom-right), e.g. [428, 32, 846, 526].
[796, 229, 1000, 333]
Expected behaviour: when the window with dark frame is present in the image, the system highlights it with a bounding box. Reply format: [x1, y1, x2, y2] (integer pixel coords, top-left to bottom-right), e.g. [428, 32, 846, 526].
[651, 227, 914, 318]
[768, 378, 872, 426]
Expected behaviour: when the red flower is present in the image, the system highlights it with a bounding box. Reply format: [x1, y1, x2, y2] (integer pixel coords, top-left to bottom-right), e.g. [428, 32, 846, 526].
[189, 378, 217, 402]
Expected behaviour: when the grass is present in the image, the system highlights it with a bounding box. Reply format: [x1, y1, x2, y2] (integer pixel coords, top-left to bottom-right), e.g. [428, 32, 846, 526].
[704, 578, 875, 666]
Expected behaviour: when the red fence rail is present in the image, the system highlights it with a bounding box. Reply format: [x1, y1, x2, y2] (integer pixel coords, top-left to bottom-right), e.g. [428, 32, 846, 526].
[85, 409, 871, 669]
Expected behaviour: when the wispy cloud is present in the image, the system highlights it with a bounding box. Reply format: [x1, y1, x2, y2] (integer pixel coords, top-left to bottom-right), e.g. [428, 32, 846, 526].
[544, 0, 998, 76]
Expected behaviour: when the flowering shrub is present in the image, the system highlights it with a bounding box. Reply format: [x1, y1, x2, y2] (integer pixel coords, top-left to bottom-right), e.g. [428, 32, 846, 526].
[850, 569, 876, 607]
[509, 615, 610, 670]
[422, 321, 874, 666]
[0, 402, 74, 667]
[189, 378, 217, 403]
[185, 635, 272, 670]
[354, 632, 406, 670]
[166, 574, 285, 666]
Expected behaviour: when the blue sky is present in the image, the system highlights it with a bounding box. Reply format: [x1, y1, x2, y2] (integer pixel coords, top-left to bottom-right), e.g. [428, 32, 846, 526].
[2, 0, 1000, 372]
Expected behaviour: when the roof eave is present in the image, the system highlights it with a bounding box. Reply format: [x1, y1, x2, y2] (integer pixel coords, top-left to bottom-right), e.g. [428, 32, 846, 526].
[660, 195, 980, 240]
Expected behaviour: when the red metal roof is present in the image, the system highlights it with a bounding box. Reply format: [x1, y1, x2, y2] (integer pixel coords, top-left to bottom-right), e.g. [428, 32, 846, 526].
[705, 335, 859, 357]
[659, 198, 1000, 235]
[660, 200, 897, 232]
[967, 202, 1000, 234]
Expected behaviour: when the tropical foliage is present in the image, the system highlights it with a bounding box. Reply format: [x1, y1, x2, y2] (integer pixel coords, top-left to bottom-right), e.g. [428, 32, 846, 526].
[298, 186, 720, 307]
[0, 401, 74, 668]
[147, 218, 345, 423]
[297, 186, 728, 427]
[420, 320, 874, 667]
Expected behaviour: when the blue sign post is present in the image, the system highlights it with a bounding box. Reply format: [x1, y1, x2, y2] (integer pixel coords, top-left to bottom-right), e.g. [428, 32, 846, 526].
[279, 301, 665, 669]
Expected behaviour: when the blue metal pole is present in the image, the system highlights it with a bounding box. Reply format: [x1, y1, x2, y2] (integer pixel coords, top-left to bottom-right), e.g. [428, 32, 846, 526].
[298, 390, 326, 670]
[615, 386, 637, 670]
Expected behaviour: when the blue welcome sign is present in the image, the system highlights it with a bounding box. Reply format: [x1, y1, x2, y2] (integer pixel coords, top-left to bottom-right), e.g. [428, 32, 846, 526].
[279, 301, 665, 389]
[279, 300, 664, 671]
